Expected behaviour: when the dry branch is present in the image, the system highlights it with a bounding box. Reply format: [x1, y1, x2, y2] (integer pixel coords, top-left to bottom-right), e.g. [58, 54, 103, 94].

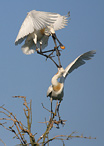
[0, 96, 96, 146]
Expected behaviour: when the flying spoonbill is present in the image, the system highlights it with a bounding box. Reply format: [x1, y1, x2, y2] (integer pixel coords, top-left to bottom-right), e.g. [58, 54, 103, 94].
[15, 10, 69, 55]
[47, 50, 96, 117]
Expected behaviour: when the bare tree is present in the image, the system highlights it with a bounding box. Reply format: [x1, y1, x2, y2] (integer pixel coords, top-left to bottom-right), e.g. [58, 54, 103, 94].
[0, 96, 96, 146]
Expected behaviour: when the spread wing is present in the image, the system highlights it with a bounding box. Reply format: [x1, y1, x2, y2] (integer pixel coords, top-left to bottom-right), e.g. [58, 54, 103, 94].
[15, 10, 58, 45]
[62, 50, 96, 80]
[53, 13, 69, 31]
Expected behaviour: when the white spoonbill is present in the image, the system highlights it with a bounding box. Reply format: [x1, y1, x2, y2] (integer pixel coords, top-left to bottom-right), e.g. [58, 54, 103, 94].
[47, 50, 96, 116]
[15, 10, 69, 55]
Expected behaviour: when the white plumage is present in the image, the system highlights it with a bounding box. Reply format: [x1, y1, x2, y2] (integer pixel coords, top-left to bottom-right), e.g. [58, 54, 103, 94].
[47, 50, 96, 101]
[15, 10, 69, 55]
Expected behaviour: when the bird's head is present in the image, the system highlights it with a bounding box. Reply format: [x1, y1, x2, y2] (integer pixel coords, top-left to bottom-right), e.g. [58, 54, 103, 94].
[56, 67, 65, 78]
[51, 67, 65, 85]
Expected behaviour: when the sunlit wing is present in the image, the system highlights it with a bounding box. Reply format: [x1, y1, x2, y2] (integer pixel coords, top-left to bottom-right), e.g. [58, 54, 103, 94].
[15, 10, 58, 45]
[53, 14, 69, 31]
[63, 50, 96, 79]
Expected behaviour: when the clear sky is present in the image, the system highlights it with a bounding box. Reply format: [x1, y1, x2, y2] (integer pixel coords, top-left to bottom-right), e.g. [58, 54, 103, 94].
[0, 0, 104, 146]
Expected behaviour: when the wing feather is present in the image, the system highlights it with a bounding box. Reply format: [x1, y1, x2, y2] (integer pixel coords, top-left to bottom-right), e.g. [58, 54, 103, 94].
[15, 10, 58, 45]
[15, 14, 34, 45]
[53, 13, 69, 31]
[63, 50, 96, 79]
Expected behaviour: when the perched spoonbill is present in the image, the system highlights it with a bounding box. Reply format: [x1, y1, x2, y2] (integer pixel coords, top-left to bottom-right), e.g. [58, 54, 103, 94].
[15, 10, 69, 55]
[47, 50, 96, 117]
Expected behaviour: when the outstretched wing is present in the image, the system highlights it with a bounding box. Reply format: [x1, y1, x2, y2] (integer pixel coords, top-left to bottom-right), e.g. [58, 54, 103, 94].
[15, 10, 58, 45]
[63, 50, 96, 79]
[53, 12, 69, 31]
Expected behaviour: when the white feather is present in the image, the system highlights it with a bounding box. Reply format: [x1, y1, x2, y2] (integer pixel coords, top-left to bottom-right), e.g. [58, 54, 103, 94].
[15, 10, 69, 54]
[60, 50, 96, 83]
[47, 50, 96, 101]
[53, 14, 68, 31]
[15, 10, 59, 45]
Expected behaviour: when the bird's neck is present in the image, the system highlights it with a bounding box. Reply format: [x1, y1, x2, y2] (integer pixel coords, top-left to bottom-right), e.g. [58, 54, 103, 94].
[51, 73, 63, 92]
[51, 74, 60, 86]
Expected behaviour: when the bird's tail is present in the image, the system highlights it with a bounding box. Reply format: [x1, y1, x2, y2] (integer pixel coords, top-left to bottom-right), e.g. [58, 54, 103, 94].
[21, 40, 36, 55]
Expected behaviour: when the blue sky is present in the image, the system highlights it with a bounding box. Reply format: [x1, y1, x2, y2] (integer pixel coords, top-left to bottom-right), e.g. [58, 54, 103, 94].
[0, 0, 104, 146]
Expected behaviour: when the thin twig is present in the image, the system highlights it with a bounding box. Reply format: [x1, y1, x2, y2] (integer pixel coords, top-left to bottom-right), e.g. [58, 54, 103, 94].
[41, 103, 56, 116]
[37, 102, 62, 144]
[44, 134, 96, 145]
[0, 138, 6, 146]
[13, 96, 36, 145]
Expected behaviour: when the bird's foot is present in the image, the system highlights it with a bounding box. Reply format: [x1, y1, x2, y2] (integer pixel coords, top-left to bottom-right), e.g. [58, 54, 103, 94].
[58, 116, 66, 127]
[52, 33, 65, 50]
[54, 118, 66, 129]
[60, 119, 66, 126]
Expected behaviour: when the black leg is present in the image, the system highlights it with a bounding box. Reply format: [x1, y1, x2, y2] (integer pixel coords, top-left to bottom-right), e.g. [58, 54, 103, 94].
[36, 38, 62, 68]
[57, 100, 65, 126]
[57, 100, 61, 120]
[52, 33, 65, 49]
[40, 42, 42, 53]
[39, 41, 55, 54]
[50, 98, 53, 118]
[52, 35, 62, 68]
[39, 49, 55, 54]
[37, 50, 59, 68]
[56, 48, 62, 68]
[35, 44, 38, 51]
